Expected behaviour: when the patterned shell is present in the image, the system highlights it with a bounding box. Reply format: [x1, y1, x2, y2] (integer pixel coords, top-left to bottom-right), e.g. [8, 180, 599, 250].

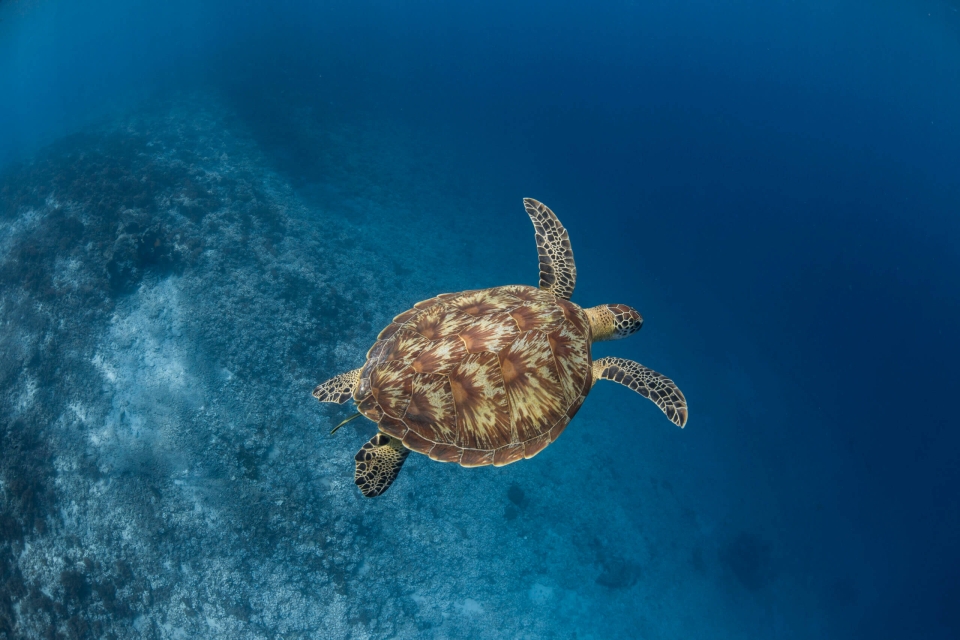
[354, 285, 593, 467]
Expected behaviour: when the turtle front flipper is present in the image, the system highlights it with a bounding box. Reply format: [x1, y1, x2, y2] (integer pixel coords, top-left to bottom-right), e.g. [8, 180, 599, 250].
[354, 433, 410, 497]
[592, 357, 688, 427]
[523, 198, 577, 300]
[312, 368, 361, 404]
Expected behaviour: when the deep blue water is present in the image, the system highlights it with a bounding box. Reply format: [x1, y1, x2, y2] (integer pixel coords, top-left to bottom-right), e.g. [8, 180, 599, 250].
[2, 0, 959, 638]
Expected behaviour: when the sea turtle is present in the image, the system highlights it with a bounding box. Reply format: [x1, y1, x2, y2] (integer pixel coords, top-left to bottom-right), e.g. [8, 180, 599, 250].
[314, 198, 687, 497]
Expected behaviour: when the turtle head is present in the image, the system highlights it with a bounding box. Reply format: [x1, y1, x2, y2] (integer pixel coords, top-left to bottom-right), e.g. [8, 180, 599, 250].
[585, 304, 643, 342]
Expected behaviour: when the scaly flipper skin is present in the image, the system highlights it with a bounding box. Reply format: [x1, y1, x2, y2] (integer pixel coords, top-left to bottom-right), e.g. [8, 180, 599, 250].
[354, 433, 410, 497]
[523, 198, 577, 300]
[592, 357, 688, 427]
[312, 368, 361, 404]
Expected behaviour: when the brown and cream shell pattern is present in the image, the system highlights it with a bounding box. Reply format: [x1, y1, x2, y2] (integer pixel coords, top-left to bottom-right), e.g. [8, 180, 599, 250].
[354, 284, 593, 467]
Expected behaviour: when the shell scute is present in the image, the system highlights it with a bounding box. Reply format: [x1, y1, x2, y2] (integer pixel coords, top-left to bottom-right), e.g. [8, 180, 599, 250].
[379, 414, 408, 439]
[448, 351, 513, 450]
[377, 322, 404, 341]
[460, 448, 495, 467]
[410, 304, 474, 341]
[493, 443, 525, 467]
[357, 340, 390, 400]
[402, 429, 435, 455]
[523, 433, 552, 459]
[383, 328, 431, 364]
[498, 330, 567, 442]
[414, 296, 443, 310]
[556, 298, 591, 340]
[369, 360, 413, 419]
[428, 442, 462, 463]
[548, 323, 590, 404]
[458, 312, 520, 354]
[509, 300, 565, 333]
[498, 284, 547, 303]
[392, 308, 419, 325]
[356, 394, 382, 422]
[404, 373, 458, 443]
[411, 336, 468, 375]
[449, 289, 522, 316]
[549, 415, 571, 442]
[363, 339, 390, 370]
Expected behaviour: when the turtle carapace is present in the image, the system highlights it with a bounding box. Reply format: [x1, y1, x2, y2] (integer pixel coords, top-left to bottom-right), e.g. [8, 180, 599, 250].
[313, 199, 688, 497]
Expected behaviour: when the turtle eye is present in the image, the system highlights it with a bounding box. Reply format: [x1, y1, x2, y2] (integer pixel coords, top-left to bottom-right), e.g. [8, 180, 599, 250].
[608, 304, 643, 338]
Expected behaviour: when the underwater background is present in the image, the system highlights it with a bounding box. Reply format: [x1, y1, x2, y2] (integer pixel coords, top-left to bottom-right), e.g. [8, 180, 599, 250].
[2, 0, 960, 638]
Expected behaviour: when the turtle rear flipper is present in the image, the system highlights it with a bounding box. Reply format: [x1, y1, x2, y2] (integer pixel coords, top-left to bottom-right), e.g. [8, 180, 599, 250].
[592, 357, 688, 427]
[355, 433, 410, 497]
[313, 368, 361, 404]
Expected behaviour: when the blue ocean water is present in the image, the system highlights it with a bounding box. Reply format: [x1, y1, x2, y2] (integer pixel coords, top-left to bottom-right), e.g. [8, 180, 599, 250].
[1, 0, 959, 637]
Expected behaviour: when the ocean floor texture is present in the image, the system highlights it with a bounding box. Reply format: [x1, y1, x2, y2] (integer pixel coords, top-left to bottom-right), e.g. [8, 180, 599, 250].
[1, 95, 830, 639]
